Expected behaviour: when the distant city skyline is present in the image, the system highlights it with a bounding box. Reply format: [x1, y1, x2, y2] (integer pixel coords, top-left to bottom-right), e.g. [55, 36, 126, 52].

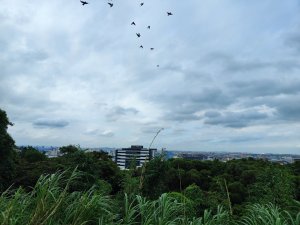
[1, 0, 300, 154]
[19, 145, 300, 156]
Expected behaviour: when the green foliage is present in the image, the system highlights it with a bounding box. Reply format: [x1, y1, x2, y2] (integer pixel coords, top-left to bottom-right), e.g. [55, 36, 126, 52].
[57, 150, 121, 193]
[12, 148, 121, 194]
[184, 184, 208, 216]
[122, 169, 140, 196]
[238, 203, 300, 225]
[137, 156, 299, 215]
[0, 171, 230, 225]
[186, 206, 230, 225]
[240, 170, 256, 186]
[1, 170, 300, 225]
[141, 156, 170, 199]
[290, 161, 300, 201]
[170, 191, 196, 218]
[0, 170, 116, 225]
[228, 181, 246, 205]
[59, 145, 80, 154]
[248, 166, 294, 207]
[19, 146, 47, 163]
[0, 108, 16, 191]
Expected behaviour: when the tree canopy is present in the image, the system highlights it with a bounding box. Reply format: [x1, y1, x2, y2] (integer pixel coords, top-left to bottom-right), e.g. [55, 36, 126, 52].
[0, 108, 16, 190]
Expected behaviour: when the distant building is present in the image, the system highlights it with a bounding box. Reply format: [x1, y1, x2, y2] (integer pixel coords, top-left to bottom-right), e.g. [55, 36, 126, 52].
[114, 145, 156, 169]
[45, 148, 61, 158]
[294, 158, 300, 163]
[282, 156, 293, 164]
[178, 153, 206, 160]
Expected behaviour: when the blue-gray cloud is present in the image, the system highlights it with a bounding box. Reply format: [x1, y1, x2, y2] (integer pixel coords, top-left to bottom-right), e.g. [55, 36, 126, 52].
[202, 52, 300, 73]
[286, 31, 300, 52]
[228, 79, 300, 98]
[106, 106, 139, 121]
[159, 88, 234, 122]
[203, 110, 270, 128]
[33, 119, 69, 128]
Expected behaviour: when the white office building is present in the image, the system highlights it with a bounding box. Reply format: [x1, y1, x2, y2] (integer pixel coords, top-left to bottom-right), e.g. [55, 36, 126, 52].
[115, 145, 156, 169]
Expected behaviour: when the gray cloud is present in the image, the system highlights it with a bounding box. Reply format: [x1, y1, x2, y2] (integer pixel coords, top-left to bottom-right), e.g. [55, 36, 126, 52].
[228, 136, 263, 143]
[203, 110, 270, 128]
[106, 106, 139, 121]
[203, 52, 300, 73]
[141, 126, 164, 134]
[228, 79, 300, 98]
[33, 119, 69, 128]
[201, 53, 269, 72]
[172, 128, 186, 135]
[208, 135, 264, 143]
[271, 95, 300, 121]
[160, 88, 233, 122]
[14, 50, 49, 63]
[164, 112, 200, 122]
[286, 32, 300, 52]
[84, 129, 100, 136]
[278, 104, 300, 120]
[237, 94, 300, 123]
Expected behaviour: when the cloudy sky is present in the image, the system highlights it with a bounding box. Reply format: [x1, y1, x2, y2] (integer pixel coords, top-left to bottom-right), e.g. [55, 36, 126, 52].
[1, 0, 300, 154]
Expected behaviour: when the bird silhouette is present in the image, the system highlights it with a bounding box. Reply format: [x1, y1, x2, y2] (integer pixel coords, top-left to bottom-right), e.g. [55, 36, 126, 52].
[167, 12, 173, 16]
[108, 3, 113, 7]
[157, 65, 160, 67]
[136, 33, 141, 37]
[80, 1, 88, 6]
[131, 22, 136, 26]
[140, 3, 144, 6]
[150, 48, 154, 50]
[140, 45, 143, 48]
[147, 26, 150, 29]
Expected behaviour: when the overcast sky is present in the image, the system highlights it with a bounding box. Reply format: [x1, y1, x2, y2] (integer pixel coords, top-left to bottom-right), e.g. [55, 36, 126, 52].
[1, 0, 300, 154]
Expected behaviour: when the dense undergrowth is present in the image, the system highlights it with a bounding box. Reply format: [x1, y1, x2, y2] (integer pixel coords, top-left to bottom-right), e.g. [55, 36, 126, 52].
[0, 170, 299, 225]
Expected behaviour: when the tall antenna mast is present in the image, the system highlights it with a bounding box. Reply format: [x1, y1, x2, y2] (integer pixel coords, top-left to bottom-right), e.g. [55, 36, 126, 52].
[148, 128, 164, 150]
[139, 127, 164, 190]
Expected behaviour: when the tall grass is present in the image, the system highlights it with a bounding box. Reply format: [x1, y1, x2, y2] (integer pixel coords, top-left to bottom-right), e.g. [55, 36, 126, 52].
[0, 170, 115, 225]
[185, 206, 229, 225]
[1, 171, 299, 225]
[238, 203, 300, 225]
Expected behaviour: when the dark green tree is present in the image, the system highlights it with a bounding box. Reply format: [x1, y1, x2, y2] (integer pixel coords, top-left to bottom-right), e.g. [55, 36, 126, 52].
[0, 108, 16, 191]
[142, 156, 170, 198]
[248, 166, 294, 207]
[19, 146, 47, 163]
[240, 170, 256, 186]
[59, 145, 80, 154]
[228, 181, 246, 205]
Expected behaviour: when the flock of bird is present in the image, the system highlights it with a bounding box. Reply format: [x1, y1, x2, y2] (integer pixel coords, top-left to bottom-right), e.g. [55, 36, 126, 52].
[79, 0, 173, 67]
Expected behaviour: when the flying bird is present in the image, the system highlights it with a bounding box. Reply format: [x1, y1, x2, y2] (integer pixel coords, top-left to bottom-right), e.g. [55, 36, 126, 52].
[140, 3, 144, 6]
[150, 48, 154, 50]
[157, 65, 159, 67]
[136, 33, 141, 37]
[131, 22, 136, 25]
[80, 0, 88, 5]
[167, 12, 173, 16]
[147, 26, 150, 29]
[108, 3, 113, 7]
[140, 45, 143, 48]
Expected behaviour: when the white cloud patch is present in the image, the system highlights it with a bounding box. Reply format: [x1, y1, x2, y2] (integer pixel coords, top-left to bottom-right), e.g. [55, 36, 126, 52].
[100, 130, 114, 137]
